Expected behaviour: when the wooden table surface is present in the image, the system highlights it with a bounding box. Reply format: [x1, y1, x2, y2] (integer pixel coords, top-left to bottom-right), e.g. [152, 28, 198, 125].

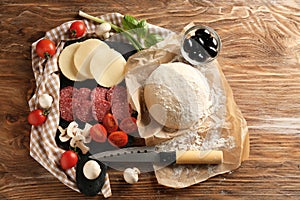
[1, 0, 300, 199]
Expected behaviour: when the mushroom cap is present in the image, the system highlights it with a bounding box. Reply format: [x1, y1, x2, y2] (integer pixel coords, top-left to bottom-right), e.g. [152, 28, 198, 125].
[58, 126, 70, 142]
[38, 93, 53, 109]
[67, 121, 79, 137]
[70, 134, 85, 147]
[83, 160, 102, 180]
[123, 167, 140, 184]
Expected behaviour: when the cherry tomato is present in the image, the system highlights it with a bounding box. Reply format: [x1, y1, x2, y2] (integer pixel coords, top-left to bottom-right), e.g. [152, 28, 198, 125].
[90, 124, 107, 143]
[36, 39, 56, 59]
[28, 109, 48, 126]
[108, 131, 128, 148]
[70, 21, 86, 38]
[119, 117, 138, 134]
[102, 113, 118, 133]
[60, 150, 78, 170]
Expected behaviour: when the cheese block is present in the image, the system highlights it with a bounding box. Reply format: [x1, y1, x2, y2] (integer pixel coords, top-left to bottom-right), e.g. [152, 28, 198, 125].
[144, 62, 211, 129]
[73, 39, 110, 79]
[58, 43, 86, 81]
[90, 48, 126, 87]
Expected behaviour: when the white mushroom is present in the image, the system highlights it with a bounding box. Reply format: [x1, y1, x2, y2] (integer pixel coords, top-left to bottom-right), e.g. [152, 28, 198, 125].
[58, 122, 92, 154]
[59, 121, 78, 142]
[58, 126, 68, 141]
[81, 123, 92, 143]
[70, 135, 90, 154]
[83, 160, 102, 180]
[75, 141, 90, 154]
[58, 127, 70, 142]
[67, 121, 79, 137]
[123, 167, 140, 184]
[95, 22, 111, 38]
[38, 94, 53, 109]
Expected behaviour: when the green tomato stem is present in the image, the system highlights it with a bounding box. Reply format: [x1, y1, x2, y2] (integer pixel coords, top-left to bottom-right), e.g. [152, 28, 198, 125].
[44, 52, 51, 59]
[43, 109, 50, 116]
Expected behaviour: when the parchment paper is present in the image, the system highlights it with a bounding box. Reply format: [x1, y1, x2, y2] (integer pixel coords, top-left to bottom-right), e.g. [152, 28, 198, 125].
[125, 33, 249, 188]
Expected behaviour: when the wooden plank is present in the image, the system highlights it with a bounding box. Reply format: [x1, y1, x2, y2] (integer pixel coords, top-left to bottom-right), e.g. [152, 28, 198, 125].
[0, 0, 300, 199]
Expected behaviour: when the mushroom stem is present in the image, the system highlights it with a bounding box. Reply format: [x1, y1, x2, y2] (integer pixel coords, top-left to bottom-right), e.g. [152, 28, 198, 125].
[76, 141, 90, 154]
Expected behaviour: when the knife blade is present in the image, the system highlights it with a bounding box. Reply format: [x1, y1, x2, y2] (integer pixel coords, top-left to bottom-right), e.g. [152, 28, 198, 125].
[90, 147, 223, 165]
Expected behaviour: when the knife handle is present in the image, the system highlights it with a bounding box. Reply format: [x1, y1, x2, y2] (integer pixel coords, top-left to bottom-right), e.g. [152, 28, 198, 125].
[176, 150, 223, 164]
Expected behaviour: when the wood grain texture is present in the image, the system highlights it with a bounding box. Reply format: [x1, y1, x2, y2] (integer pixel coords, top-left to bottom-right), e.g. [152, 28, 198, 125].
[0, 0, 300, 199]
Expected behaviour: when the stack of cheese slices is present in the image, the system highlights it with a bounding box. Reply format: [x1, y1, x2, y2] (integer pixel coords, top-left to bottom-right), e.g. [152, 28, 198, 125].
[58, 39, 126, 87]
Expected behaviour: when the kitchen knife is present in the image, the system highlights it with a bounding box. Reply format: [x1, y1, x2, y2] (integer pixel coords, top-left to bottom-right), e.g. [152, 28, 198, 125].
[90, 147, 223, 165]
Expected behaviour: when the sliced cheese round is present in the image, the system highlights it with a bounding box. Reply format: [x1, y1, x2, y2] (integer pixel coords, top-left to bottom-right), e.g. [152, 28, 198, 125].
[74, 39, 110, 79]
[58, 43, 86, 81]
[83, 160, 102, 180]
[90, 48, 126, 87]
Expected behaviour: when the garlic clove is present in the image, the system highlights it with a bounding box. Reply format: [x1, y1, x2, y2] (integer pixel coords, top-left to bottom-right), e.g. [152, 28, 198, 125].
[38, 94, 53, 109]
[102, 32, 110, 40]
[123, 167, 140, 184]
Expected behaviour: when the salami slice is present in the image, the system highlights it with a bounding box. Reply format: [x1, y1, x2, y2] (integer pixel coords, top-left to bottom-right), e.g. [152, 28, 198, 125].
[109, 85, 127, 104]
[92, 99, 111, 122]
[109, 85, 132, 120]
[60, 86, 78, 99]
[59, 97, 74, 121]
[91, 87, 108, 102]
[111, 101, 132, 120]
[119, 117, 138, 134]
[74, 87, 91, 101]
[106, 86, 115, 102]
[74, 99, 93, 123]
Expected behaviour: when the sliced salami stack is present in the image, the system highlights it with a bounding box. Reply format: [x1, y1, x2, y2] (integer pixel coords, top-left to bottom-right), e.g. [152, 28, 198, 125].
[59, 85, 132, 123]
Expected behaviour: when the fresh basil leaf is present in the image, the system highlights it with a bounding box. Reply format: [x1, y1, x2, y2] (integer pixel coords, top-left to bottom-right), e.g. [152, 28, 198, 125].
[137, 19, 147, 28]
[122, 15, 139, 30]
[136, 19, 148, 38]
[144, 33, 163, 48]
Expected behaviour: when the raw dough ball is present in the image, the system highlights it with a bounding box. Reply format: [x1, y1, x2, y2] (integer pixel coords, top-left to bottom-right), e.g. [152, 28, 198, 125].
[144, 62, 211, 129]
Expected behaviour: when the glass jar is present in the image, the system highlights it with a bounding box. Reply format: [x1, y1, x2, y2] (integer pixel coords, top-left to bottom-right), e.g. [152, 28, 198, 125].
[181, 25, 221, 65]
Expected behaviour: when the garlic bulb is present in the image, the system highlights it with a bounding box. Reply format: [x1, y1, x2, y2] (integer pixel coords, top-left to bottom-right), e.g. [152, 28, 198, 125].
[95, 22, 111, 38]
[102, 32, 110, 40]
[38, 94, 53, 109]
[123, 167, 140, 184]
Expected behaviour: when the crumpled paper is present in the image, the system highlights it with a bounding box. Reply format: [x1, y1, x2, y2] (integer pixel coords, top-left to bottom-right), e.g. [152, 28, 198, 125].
[124, 32, 249, 188]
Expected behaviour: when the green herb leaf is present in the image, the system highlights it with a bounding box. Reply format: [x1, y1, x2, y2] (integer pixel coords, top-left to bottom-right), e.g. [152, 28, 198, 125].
[137, 19, 147, 28]
[122, 15, 139, 30]
[80, 11, 163, 51]
[136, 19, 148, 38]
[144, 33, 163, 48]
